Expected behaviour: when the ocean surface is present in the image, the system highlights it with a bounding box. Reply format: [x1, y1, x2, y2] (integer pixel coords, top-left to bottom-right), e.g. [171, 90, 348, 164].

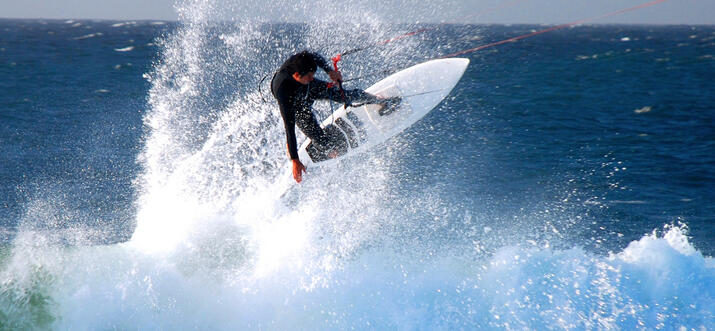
[1, 7, 714, 330]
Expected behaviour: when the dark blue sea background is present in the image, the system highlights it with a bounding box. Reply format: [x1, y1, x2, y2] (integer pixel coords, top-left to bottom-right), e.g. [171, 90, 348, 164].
[1, 15, 713, 330]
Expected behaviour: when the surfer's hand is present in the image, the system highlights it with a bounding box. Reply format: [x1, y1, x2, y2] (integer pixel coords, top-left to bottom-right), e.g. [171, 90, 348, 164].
[292, 159, 306, 183]
[328, 70, 342, 84]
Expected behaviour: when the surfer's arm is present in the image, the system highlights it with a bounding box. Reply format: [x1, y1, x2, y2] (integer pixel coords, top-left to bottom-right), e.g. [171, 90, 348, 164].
[307, 52, 342, 83]
[283, 119, 300, 160]
[281, 106, 307, 183]
[276, 94, 300, 160]
[307, 52, 333, 74]
[291, 158, 306, 183]
[274, 81, 307, 183]
[284, 124, 299, 160]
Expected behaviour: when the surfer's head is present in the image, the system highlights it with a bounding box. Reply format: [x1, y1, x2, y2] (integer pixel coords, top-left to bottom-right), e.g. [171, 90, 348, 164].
[290, 52, 318, 74]
[288, 51, 318, 85]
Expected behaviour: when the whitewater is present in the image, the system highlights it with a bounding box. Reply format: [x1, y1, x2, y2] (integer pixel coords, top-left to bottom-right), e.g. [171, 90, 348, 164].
[1, 0, 713, 329]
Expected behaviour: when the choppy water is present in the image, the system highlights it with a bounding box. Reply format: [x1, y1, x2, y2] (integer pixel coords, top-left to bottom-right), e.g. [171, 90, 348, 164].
[1, 2, 713, 329]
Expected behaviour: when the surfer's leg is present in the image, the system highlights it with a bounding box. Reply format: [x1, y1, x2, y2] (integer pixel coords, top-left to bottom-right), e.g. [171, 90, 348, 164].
[377, 96, 402, 116]
[313, 125, 349, 159]
[311, 81, 381, 106]
[343, 89, 380, 105]
[342, 89, 401, 115]
[308, 79, 338, 102]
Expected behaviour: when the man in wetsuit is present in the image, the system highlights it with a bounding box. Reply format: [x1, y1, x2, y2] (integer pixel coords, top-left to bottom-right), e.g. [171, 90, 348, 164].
[272, 51, 395, 183]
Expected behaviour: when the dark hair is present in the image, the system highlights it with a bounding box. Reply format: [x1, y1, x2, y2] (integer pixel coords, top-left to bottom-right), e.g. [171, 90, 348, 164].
[288, 51, 317, 76]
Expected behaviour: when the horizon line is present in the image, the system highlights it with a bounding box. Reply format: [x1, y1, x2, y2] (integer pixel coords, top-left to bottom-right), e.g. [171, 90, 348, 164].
[1, 17, 713, 27]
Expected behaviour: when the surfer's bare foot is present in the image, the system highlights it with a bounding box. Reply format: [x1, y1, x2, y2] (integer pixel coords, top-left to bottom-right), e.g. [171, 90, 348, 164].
[328, 149, 339, 159]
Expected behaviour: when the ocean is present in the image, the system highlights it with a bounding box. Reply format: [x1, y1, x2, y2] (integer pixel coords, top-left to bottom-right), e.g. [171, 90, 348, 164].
[1, 9, 713, 331]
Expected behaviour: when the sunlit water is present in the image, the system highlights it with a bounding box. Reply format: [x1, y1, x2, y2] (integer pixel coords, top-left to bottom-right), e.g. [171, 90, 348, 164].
[1, 0, 713, 329]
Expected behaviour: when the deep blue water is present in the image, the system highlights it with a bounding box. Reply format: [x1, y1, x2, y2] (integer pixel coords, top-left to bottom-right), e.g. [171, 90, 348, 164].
[0, 17, 713, 329]
[1, 19, 165, 242]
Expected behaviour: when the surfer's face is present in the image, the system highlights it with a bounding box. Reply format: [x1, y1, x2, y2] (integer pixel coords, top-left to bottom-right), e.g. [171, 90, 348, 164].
[292, 71, 315, 85]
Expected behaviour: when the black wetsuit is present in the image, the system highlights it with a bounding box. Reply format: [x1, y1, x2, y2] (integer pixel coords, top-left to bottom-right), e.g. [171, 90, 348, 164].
[271, 51, 378, 160]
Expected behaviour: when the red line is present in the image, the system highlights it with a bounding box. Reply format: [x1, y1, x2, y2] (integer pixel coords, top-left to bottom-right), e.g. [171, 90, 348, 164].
[439, 0, 670, 58]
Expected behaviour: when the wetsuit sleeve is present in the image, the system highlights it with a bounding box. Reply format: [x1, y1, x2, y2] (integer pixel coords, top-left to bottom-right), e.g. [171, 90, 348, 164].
[307, 52, 333, 73]
[275, 89, 300, 160]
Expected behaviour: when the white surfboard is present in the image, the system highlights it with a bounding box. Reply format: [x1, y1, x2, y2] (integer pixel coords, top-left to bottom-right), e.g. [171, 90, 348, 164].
[297, 57, 470, 166]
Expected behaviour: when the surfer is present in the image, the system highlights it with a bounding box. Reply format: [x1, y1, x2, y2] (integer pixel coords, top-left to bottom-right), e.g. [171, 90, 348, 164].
[271, 51, 399, 183]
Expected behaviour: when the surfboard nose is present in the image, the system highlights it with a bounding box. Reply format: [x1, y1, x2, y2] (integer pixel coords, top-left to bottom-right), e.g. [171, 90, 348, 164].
[455, 57, 470, 71]
[430, 57, 470, 77]
[445, 57, 470, 68]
